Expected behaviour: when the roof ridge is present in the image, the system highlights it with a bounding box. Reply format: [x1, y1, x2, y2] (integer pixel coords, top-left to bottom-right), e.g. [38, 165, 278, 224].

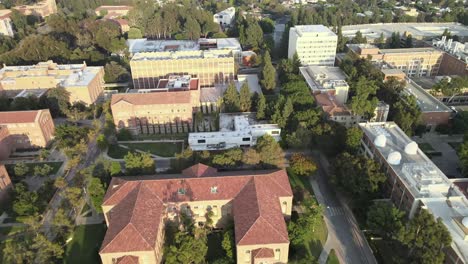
[236, 178, 262, 245]
[267, 170, 293, 196]
[258, 215, 289, 242]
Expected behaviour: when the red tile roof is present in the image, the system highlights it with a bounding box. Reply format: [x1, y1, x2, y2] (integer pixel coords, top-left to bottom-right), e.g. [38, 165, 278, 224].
[314, 93, 351, 117]
[116, 255, 139, 264]
[111, 91, 191, 106]
[95, 5, 132, 11]
[100, 164, 292, 254]
[252, 248, 274, 259]
[0, 110, 46, 124]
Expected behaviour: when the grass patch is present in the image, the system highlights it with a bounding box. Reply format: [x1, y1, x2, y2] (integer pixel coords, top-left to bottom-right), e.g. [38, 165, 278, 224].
[64, 224, 107, 264]
[287, 167, 314, 194]
[107, 144, 135, 159]
[448, 142, 462, 152]
[327, 249, 340, 264]
[123, 142, 183, 157]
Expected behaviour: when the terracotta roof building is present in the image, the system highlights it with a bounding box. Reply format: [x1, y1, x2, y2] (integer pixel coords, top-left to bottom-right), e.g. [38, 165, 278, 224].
[111, 76, 200, 135]
[0, 109, 55, 156]
[99, 164, 293, 264]
[12, 0, 57, 17]
[0, 165, 12, 203]
[0, 10, 13, 37]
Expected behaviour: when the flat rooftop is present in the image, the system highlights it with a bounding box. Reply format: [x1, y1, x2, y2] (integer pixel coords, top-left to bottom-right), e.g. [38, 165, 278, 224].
[404, 79, 452, 113]
[292, 25, 337, 37]
[126, 38, 241, 54]
[299, 66, 348, 92]
[380, 47, 442, 54]
[131, 50, 233, 61]
[342, 23, 468, 40]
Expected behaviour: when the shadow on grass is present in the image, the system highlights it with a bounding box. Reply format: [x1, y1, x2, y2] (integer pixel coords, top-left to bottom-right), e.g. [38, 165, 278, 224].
[64, 224, 107, 264]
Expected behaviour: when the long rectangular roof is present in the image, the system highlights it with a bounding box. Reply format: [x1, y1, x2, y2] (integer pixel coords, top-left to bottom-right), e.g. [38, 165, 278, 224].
[0, 109, 46, 124]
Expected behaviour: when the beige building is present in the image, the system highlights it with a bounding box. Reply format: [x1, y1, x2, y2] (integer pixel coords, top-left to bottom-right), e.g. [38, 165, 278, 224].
[0, 109, 55, 153]
[130, 50, 235, 88]
[0, 61, 105, 105]
[111, 76, 200, 135]
[95, 5, 132, 17]
[12, 0, 57, 17]
[0, 165, 12, 203]
[99, 164, 293, 264]
[348, 44, 444, 77]
[0, 10, 13, 37]
[0, 127, 11, 160]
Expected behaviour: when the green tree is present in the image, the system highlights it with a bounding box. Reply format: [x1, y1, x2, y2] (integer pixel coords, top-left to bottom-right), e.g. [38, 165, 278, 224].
[185, 17, 201, 40]
[405, 34, 413, 48]
[104, 61, 129, 83]
[12, 183, 39, 216]
[333, 152, 386, 200]
[393, 95, 421, 136]
[290, 153, 317, 176]
[256, 134, 285, 168]
[124, 152, 155, 175]
[259, 18, 275, 33]
[33, 164, 53, 177]
[366, 202, 404, 239]
[110, 161, 122, 176]
[256, 92, 266, 119]
[14, 162, 29, 177]
[261, 51, 276, 91]
[345, 127, 364, 153]
[32, 233, 64, 263]
[54, 125, 88, 149]
[350, 76, 379, 117]
[222, 230, 235, 260]
[165, 231, 208, 264]
[53, 208, 72, 235]
[223, 83, 240, 112]
[128, 28, 143, 39]
[398, 209, 452, 264]
[87, 177, 106, 213]
[212, 148, 243, 167]
[45, 87, 70, 117]
[239, 82, 252, 112]
[96, 134, 108, 150]
[241, 148, 261, 166]
[3, 235, 34, 264]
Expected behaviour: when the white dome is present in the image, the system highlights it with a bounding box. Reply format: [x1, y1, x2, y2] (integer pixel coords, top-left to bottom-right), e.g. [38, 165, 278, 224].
[462, 217, 468, 228]
[374, 134, 387, 147]
[405, 141, 419, 155]
[387, 151, 402, 165]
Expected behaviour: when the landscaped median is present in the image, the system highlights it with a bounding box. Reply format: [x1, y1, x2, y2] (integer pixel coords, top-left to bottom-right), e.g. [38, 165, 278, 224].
[107, 142, 184, 159]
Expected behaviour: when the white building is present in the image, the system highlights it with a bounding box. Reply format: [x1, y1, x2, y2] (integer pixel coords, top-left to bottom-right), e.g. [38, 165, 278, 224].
[299, 66, 349, 104]
[0, 10, 14, 37]
[288, 25, 337, 66]
[188, 113, 281, 151]
[359, 122, 468, 264]
[213, 7, 235, 27]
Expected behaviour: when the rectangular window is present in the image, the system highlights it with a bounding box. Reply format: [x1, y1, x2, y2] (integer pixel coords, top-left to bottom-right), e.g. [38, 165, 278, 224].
[197, 139, 206, 143]
[242, 137, 250, 141]
[211, 186, 218, 193]
[271, 130, 280, 135]
[178, 188, 186, 195]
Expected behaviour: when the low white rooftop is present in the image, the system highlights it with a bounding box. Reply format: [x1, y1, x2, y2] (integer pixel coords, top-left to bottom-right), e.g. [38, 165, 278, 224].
[131, 49, 234, 61]
[292, 25, 337, 37]
[299, 66, 349, 92]
[126, 38, 241, 54]
[404, 79, 452, 113]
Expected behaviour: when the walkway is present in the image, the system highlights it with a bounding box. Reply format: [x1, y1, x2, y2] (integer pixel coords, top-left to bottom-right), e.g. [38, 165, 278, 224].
[311, 151, 377, 264]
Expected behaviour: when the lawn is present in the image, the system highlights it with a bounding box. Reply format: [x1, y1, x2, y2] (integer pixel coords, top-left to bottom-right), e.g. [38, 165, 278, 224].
[287, 167, 314, 194]
[64, 224, 107, 264]
[107, 144, 135, 159]
[123, 142, 183, 157]
[327, 249, 340, 264]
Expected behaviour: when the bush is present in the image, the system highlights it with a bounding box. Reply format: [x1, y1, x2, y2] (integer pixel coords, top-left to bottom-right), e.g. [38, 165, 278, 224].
[116, 128, 132, 141]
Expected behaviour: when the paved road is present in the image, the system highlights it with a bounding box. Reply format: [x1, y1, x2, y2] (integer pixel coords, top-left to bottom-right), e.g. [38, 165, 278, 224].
[311, 151, 377, 264]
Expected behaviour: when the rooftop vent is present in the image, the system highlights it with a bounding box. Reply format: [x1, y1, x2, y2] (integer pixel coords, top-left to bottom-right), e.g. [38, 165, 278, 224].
[374, 134, 386, 147]
[387, 151, 402, 165]
[405, 141, 418, 155]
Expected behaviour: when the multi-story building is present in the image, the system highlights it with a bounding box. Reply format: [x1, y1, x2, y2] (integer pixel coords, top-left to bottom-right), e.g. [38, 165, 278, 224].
[99, 163, 293, 264]
[111, 76, 200, 135]
[433, 37, 468, 76]
[130, 50, 235, 88]
[288, 25, 337, 66]
[0, 109, 55, 152]
[300, 66, 349, 104]
[0, 127, 12, 160]
[0, 61, 105, 105]
[359, 122, 468, 264]
[188, 113, 281, 150]
[213, 7, 235, 27]
[0, 10, 13, 37]
[11, 0, 57, 17]
[0, 165, 12, 203]
[348, 44, 444, 77]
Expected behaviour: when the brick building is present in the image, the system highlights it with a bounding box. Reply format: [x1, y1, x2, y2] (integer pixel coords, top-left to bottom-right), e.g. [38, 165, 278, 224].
[359, 122, 468, 264]
[99, 164, 293, 264]
[0, 109, 55, 153]
[0, 60, 104, 105]
[111, 76, 201, 135]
